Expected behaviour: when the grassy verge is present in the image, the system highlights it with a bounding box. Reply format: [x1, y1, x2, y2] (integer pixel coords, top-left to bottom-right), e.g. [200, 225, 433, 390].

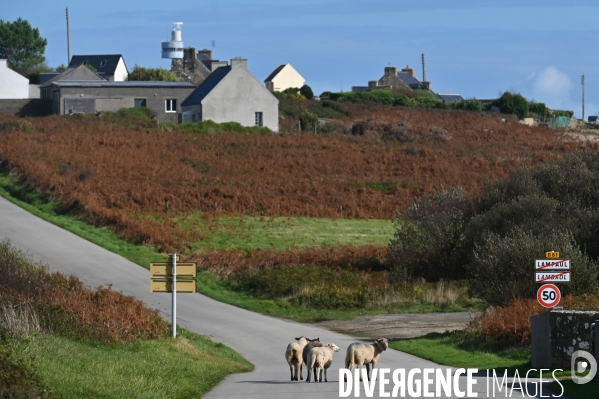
[197, 271, 483, 323]
[7, 329, 251, 399]
[390, 331, 592, 397]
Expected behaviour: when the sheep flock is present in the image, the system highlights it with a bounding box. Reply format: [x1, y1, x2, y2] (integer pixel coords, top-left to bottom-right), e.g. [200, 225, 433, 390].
[284, 336, 389, 383]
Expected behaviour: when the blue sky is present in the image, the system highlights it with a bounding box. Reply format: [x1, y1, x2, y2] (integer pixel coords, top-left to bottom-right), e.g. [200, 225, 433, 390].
[3, 1, 599, 117]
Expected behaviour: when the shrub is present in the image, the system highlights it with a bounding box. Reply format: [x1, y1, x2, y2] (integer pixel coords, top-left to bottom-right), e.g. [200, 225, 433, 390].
[528, 101, 548, 119]
[129, 65, 179, 81]
[299, 84, 314, 100]
[492, 92, 529, 119]
[0, 120, 36, 134]
[299, 109, 319, 132]
[451, 100, 482, 112]
[387, 187, 475, 282]
[467, 229, 598, 306]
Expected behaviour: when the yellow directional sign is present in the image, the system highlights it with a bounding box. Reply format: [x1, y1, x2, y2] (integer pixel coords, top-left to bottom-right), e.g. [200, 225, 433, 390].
[150, 262, 197, 277]
[545, 251, 560, 259]
[150, 279, 196, 293]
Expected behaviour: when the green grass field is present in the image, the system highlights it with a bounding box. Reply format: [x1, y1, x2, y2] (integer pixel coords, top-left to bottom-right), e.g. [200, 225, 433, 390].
[179, 214, 394, 251]
[8, 329, 252, 399]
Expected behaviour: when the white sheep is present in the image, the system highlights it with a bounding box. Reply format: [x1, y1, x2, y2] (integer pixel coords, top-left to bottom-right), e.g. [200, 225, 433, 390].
[306, 343, 340, 383]
[344, 338, 389, 381]
[302, 338, 323, 368]
[285, 336, 318, 381]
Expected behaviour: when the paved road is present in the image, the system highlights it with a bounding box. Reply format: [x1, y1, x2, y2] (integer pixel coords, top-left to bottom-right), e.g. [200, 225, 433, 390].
[0, 196, 561, 398]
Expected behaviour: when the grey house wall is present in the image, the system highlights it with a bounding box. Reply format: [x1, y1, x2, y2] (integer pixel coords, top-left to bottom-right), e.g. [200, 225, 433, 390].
[183, 60, 278, 131]
[51, 86, 195, 122]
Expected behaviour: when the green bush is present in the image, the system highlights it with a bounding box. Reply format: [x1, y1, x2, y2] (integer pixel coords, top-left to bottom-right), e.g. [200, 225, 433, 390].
[0, 120, 36, 134]
[492, 92, 529, 119]
[452, 100, 482, 112]
[387, 187, 475, 283]
[128, 65, 179, 81]
[300, 85, 314, 100]
[166, 120, 272, 135]
[299, 110, 319, 132]
[528, 101, 548, 119]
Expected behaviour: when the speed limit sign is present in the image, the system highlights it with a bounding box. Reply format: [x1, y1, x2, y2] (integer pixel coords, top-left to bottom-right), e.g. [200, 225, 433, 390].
[537, 284, 561, 308]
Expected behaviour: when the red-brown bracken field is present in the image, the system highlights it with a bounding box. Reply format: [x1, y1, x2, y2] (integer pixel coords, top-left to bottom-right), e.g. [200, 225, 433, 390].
[0, 105, 588, 250]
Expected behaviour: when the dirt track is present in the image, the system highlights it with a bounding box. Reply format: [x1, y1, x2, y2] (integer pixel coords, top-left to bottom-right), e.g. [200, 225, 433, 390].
[316, 312, 479, 340]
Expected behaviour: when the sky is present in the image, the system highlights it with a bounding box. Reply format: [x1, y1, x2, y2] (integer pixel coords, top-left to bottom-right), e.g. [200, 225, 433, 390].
[3, 0, 599, 118]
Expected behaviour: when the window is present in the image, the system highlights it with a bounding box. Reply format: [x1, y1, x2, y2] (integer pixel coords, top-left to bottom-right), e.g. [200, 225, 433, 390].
[100, 60, 107, 66]
[255, 112, 263, 127]
[165, 99, 177, 112]
[134, 98, 146, 107]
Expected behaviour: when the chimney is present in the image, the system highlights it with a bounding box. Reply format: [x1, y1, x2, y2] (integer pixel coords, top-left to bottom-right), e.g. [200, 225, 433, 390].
[401, 65, 415, 77]
[197, 49, 213, 61]
[231, 57, 247, 69]
[384, 66, 397, 76]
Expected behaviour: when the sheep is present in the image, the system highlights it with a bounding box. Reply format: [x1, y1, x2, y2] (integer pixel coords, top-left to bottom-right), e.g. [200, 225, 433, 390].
[302, 338, 323, 369]
[306, 343, 340, 383]
[344, 338, 389, 381]
[285, 336, 318, 381]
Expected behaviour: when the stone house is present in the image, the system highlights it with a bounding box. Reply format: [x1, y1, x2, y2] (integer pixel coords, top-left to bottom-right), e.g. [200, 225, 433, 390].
[181, 58, 279, 132]
[171, 48, 228, 84]
[46, 81, 196, 122]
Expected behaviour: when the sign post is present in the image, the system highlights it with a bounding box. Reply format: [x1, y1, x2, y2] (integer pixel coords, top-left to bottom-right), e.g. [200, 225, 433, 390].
[535, 251, 569, 308]
[150, 255, 197, 339]
[172, 253, 177, 338]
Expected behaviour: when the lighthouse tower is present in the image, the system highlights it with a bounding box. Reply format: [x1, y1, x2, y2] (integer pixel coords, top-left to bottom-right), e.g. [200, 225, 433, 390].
[161, 23, 184, 59]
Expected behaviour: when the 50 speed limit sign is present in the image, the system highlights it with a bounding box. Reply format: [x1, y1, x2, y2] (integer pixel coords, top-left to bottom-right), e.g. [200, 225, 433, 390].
[537, 284, 561, 308]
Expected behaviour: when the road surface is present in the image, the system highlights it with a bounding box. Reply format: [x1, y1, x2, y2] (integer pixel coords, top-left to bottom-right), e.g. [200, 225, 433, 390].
[0, 195, 562, 398]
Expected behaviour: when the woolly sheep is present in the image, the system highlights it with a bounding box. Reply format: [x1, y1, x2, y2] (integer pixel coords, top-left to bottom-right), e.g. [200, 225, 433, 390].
[344, 338, 389, 381]
[285, 336, 318, 381]
[302, 338, 323, 368]
[306, 343, 340, 383]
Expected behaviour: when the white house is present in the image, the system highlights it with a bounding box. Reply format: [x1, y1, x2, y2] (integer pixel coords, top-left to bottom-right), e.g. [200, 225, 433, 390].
[181, 58, 279, 132]
[264, 63, 305, 92]
[68, 54, 128, 81]
[0, 59, 29, 99]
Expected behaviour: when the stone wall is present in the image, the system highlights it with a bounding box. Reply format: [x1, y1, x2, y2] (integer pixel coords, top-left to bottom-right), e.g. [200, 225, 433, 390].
[550, 310, 599, 368]
[533, 309, 599, 368]
[0, 99, 52, 117]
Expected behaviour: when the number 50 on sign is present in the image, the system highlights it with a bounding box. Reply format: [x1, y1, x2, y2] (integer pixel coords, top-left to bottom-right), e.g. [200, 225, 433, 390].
[537, 284, 561, 308]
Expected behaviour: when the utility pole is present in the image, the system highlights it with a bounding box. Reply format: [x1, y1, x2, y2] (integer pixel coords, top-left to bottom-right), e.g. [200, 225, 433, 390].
[421, 53, 427, 83]
[581, 75, 585, 121]
[66, 8, 71, 64]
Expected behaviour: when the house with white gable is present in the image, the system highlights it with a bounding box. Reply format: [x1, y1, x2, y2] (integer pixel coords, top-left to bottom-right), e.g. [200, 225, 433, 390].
[181, 58, 279, 132]
[264, 63, 305, 92]
[0, 59, 29, 99]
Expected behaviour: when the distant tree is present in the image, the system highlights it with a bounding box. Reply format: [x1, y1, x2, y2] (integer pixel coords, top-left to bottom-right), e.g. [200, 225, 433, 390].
[299, 84, 314, 100]
[282, 87, 300, 95]
[0, 18, 47, 75]
[128, 65, 179, 81]
[85, 64, 98, 73]
[492, 91, 529, 119]
[55, 64, 68, 73]
[528, 101, 548, 119]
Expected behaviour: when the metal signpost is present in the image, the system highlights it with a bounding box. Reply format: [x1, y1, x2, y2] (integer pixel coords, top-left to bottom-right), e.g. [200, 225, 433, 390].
[150, 254, 197, 338]
[535, 251, 569, 308]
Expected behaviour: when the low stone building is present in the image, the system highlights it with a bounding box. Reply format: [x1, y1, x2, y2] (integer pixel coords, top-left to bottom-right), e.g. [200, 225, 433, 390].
[181, 58, 279, 131]
[46, 81, 196, 122]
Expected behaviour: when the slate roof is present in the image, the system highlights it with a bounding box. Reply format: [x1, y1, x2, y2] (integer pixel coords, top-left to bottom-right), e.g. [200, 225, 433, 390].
[69, 54, 127, 76]
[51, 81, 196, 88]
[40, 64, 105, 88]
[181, 66, 232, 106]
[437, 93, 464, 103]
[264, 64, 286, 82]
[589, 116, 598, 122]
[397, 72, 421, 86]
